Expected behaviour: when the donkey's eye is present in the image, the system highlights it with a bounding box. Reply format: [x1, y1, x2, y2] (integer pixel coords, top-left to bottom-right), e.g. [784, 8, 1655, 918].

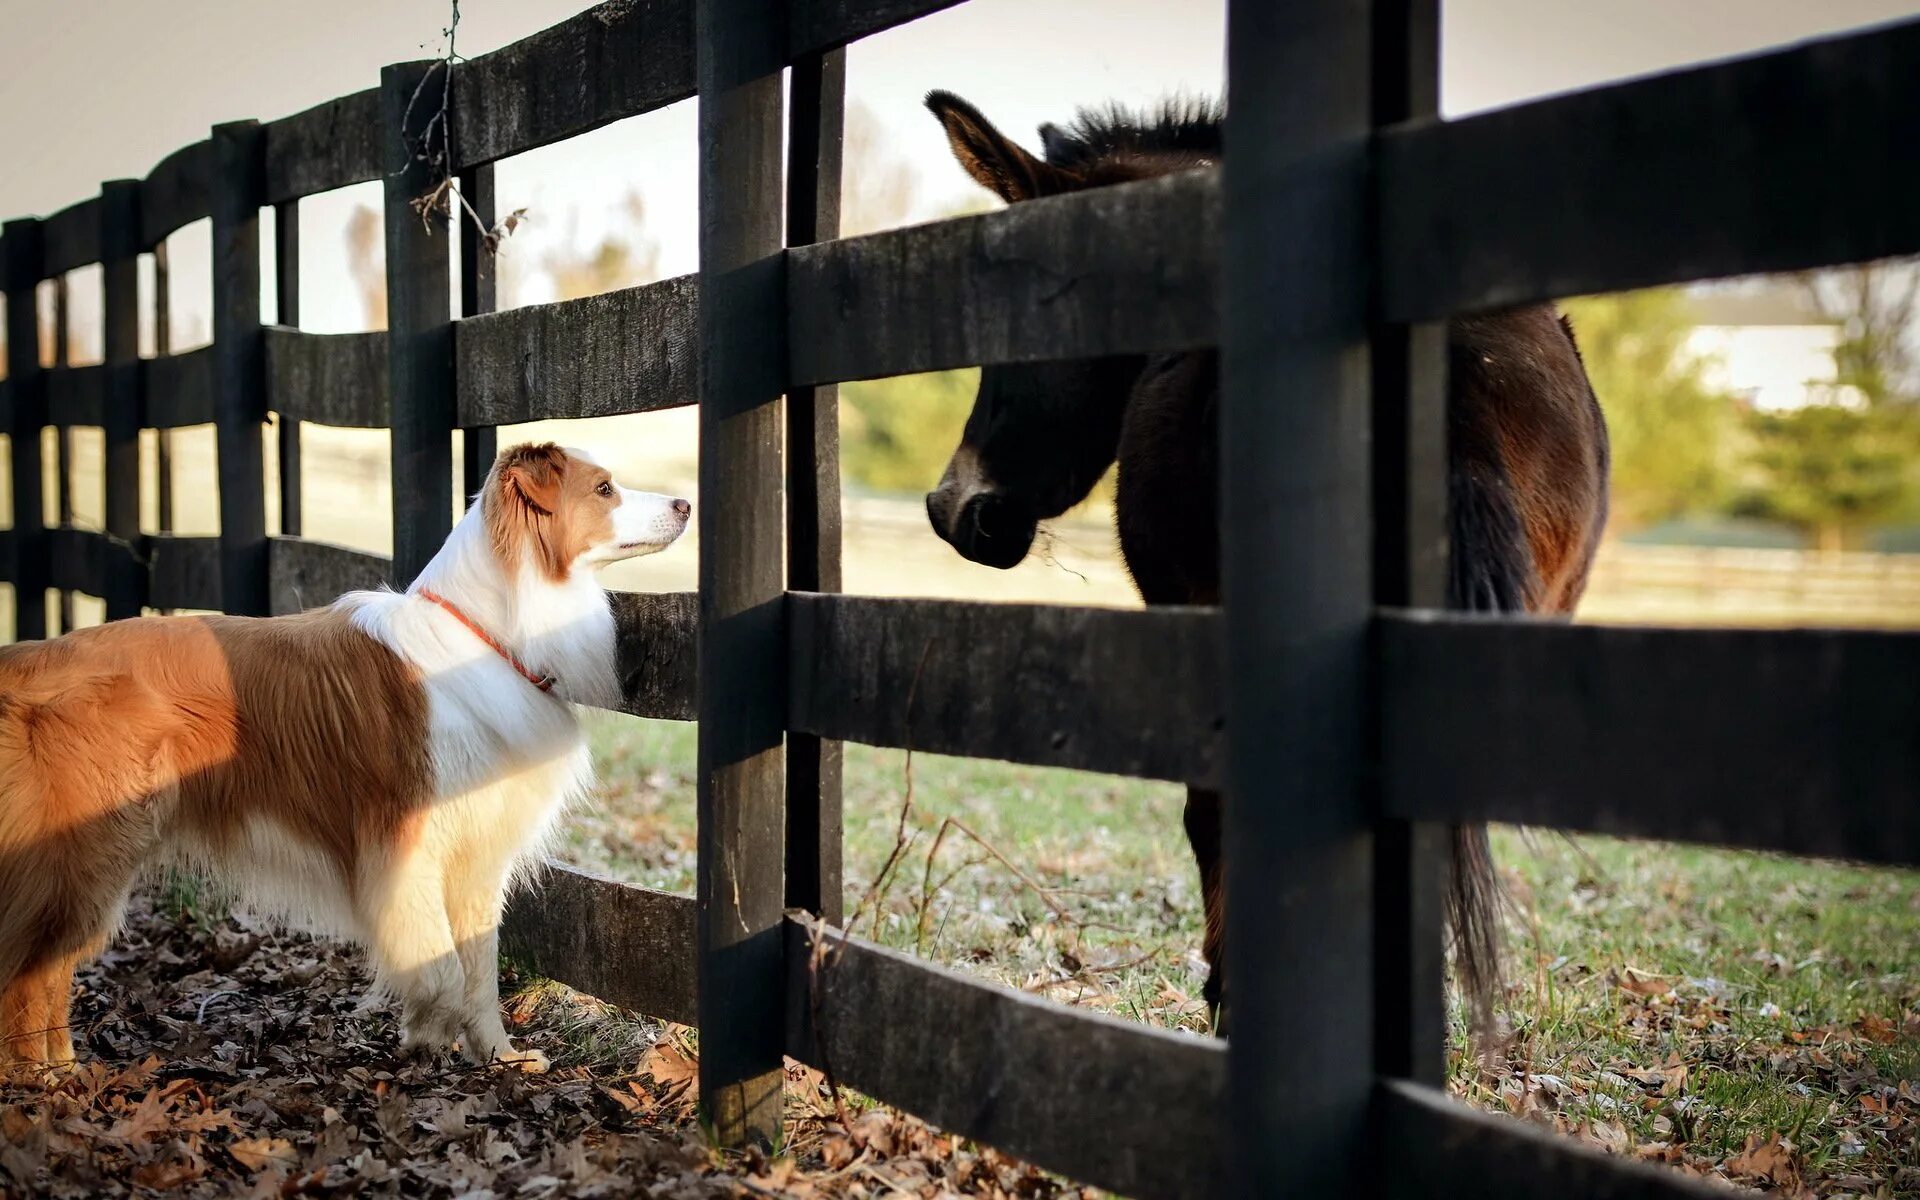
[595, 481, 614, 498]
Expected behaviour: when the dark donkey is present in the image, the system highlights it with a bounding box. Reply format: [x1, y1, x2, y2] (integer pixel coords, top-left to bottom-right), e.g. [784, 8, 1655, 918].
[920, 91, 1611, 1030]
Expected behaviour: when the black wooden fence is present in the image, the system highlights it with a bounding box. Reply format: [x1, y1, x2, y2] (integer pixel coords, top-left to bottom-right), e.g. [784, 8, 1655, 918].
[3, 1, 1917, 1196]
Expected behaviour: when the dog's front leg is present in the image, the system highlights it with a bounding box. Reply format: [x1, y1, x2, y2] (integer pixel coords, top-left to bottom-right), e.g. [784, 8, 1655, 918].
[446, 875, 546, 1073]
[364, 853, 469, 1055]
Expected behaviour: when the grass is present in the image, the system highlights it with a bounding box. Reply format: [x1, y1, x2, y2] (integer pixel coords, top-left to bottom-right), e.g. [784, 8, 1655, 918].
[556, 710, 1920, 1193]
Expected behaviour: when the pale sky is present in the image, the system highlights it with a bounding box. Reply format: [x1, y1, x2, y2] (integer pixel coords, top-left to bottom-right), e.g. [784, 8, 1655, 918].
[3, 0, 1919, 341]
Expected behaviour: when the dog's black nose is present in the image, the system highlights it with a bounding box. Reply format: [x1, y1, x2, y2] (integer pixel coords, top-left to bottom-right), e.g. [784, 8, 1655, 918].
[672, 498, 691, 516]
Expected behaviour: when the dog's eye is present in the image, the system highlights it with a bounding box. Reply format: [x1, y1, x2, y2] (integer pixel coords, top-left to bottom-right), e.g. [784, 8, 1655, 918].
[595, 481, 614, 498]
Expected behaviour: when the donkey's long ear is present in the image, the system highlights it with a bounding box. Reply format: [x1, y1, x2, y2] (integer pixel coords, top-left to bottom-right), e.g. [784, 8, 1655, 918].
[498, 442, 566, 515]
[925, 90, 1079, 202]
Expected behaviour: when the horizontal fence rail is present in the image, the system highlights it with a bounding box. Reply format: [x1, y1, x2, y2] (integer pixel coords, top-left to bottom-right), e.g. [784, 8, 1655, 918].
[144, 348, 215, 428]
[788, 169, 1218, 383]
[788, 592, 1224, 783]
[41, 196, 101, 277]
[785, 913, 1224, 1200]
[1380, 17, 1920, 318]
[500, 864, 698, 1028]
[263, 327, 390, 427]
[1378, 1081, 1726, 1200]
[454, 274, 699, 425]
[448, 0, 695, 172]
[140, 141, 211, 248]
[263, 88, 381, 204]
[1378, 613, 1920, 865]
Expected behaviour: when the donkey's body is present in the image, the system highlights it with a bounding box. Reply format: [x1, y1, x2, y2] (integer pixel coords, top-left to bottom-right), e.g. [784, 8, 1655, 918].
[921, 92, 1611, 1027]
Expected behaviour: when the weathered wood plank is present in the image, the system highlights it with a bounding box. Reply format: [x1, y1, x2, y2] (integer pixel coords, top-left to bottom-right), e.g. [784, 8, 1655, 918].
[449, 0, 695, 171]
[4, 218, 49, 638]
[500, 864, 697, 1027]
[1220, 3, 1375, 1193]
[788, 169, 1217, 384]
[266, 536, 390, 615]
[1380, 17, 1920, 319]
[0, 381, 10, 430]
[786, 914, 1224, 1200]
[694, 0, 788, 1148]
[457, 163, 498, 503]
[1378, 1080, 1726, 1199]
[263, 327, 390, 427]
[145, 534, 221, 611]
[1378, 614, 1920, 866]
[46, 366, 105, 427]
[1369, 0, 1449, 1091]
[211, 120, 270, 617]
[140, 141, 212, 249]
[784, 46, 846, 925]
[101, 179, 144, 619]
[142, 347, 215, 428]
[263, 88, 381, 204]
[274, 201, 303, 536]
[788, 593, 1223, 785]
[383, 61, 456, 589]
[454, 275, 697, 426]
[41, 196, 102, 276]
[787, 0, 965, 57]
[610, 590, 698, 721]
[47, 528, 111, 597]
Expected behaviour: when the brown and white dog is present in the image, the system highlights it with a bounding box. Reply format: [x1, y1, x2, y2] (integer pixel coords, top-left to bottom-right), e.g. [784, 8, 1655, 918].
[0, 443, 688, 1076]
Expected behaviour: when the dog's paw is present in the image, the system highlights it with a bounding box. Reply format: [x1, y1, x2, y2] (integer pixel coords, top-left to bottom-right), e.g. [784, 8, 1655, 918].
[496, 1047, 550, 1074]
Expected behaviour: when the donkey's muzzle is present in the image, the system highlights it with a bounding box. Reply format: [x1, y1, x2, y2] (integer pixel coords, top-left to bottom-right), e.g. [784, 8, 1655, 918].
[927, 489, 1035, 570]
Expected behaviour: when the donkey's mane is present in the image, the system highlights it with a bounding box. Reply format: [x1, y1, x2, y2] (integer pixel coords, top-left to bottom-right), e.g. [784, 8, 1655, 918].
[1039, 95, 1225, 169]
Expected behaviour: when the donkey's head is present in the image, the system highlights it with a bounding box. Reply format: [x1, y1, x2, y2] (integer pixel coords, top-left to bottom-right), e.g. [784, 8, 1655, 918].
[921, 90, 1220, 569]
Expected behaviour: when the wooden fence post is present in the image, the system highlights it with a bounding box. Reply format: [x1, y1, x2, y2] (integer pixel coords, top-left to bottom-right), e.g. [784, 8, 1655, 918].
[382, 60, 455, 587]
[3, 218, 48, 639]
[153, 238, 174, 543]
[1220, 0, 1376, 1193]
[458, 163, 497, 502]
[52, 273, 72, 633]
[784, 47, 846, 925]
[694, 0, 789, 1149]
[100, 180, 143, 621]
[211, 120, 269, 617]
[275, 199, 302, 537]
[1370, 0, 1450, 1088]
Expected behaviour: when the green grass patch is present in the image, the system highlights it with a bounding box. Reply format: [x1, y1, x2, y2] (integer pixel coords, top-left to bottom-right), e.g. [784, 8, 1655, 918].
[561, 711, 1919, 1192]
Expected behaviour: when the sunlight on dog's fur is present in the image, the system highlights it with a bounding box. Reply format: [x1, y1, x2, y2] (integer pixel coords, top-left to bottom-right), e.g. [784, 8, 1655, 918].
[0, 443, 689, 1079]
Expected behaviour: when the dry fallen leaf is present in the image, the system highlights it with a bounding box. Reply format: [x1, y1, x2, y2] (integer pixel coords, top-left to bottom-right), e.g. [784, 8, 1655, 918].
[228, 1135, 299, 1172]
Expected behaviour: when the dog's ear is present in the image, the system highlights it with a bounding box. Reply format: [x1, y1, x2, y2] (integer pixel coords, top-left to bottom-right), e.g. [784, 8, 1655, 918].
[498, 443, 567, 515]
[925, 90, 1081, 203]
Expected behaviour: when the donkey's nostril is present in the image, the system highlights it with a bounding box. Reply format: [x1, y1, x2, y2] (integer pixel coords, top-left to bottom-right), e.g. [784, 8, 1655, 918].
[672, 498, 691, 517]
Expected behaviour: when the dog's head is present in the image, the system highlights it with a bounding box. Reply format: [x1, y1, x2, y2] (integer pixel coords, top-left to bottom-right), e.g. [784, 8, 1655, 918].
[484, 443, 690, 580]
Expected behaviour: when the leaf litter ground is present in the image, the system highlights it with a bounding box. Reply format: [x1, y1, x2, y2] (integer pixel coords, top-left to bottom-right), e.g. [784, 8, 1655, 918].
[0, 893, 1092, 1199]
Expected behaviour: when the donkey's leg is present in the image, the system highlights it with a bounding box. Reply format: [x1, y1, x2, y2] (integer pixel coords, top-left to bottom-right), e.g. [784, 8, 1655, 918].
[1183, 786, 1227, 1034]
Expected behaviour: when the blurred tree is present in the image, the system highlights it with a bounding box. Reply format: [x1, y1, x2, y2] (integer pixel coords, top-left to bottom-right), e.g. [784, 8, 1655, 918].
[515, 190, 661, 302]
[1560, 288, 1733, 528]
[835, 102, 1003, 495]
[1735, 403, 1917, 553]
[1800, 261, 1920, 406]
[344, 205, 386, 329]
[839, 369, 979, 493]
